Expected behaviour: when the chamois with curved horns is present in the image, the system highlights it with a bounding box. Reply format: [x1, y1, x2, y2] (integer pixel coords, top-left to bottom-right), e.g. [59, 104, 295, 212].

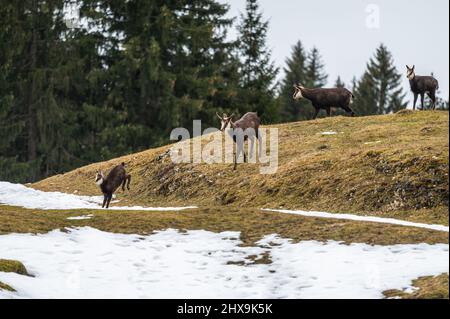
[217, 112, 261, 170]
[293, 84, 356, 119]
[95, 162, 131, 209]
[406, 65, 439, 110]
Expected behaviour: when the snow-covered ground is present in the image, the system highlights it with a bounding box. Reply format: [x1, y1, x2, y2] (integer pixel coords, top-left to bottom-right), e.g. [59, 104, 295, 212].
[263, 209, 449, 232]
[0, 181, 448, 298]
[0, 227, 448, 299]
[0, 182, 196, 211]
[66, 215, 94, 220]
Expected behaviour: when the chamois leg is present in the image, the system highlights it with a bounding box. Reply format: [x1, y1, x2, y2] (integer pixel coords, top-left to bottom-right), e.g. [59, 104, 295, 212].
[126, 174, 131, 190]
[121, 175, 131, 191]
[249, 136, 256, 162]
[312, 108, 320, 120]
[343, 106, 356, 117]
[238, 142, 246, 164]
[427, 91, 436, 110]
[106, 193, 113, 209]
[256, 128, 262, 160]
[102, 194, 107, 208]
[326, 107, 331, 117]
[420, 94, 425, 111]
[233, 144, 238, 170]
[234, 142, 244, 170]
[413, 93, 418, 110]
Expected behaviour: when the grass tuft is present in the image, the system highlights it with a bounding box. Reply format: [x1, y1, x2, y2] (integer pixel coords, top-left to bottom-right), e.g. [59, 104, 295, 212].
[384, 273, 449, 299]
[0, 259, 28, 276]
[0, 281, 15, 292]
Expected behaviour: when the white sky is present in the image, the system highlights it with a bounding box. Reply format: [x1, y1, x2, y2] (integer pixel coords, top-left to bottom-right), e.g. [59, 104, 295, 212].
[224, 0, 449, 101]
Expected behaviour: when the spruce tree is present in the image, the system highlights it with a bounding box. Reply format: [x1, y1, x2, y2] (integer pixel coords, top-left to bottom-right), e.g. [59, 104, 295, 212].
[353, 72, 378, 115]
[297, 47, 328, 120]
[236, 0, 279, 123]
[82, 0, 239, 145]
[0, 0, 87, 181]
[330, 76, 348, 116]
[335, 76, 345, 88]
[354, 44, 406, 115]
[279, 43, 329, 121]
[279, 41, 308, 122]
[305, 47, 328, 88]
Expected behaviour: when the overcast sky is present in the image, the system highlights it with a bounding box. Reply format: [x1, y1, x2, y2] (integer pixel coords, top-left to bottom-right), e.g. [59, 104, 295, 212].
[223, 0, 449, 102]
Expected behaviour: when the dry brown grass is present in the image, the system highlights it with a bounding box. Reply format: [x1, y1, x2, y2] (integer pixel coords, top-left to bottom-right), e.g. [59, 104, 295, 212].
[0, 281, 15, 292]
[384, 273, 449, 299]
[0, 205, 448, 246]
[32, 111, 449, 225]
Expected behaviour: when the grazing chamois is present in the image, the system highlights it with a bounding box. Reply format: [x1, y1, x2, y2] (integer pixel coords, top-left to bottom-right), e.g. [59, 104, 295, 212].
[293, 84, 356, 119]
[406, 65, 439, 110]
[95, 162, 131, 209]
[217, 112, 261, 170]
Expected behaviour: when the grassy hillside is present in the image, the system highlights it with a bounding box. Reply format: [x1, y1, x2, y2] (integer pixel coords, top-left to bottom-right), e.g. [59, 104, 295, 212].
[384, 273, 449, 299]
[33, 111, 449, 224]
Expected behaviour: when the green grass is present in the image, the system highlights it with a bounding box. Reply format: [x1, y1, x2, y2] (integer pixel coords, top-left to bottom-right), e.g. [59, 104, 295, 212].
[0, 259, 28, 276]
[0, 259, 29, 293]
[384, 273, 449, 299]
[32, 111, 449, 225]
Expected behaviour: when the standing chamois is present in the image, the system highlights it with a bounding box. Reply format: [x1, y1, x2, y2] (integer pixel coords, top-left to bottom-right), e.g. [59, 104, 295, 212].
[293, 84, 356, 119]
[95, 162, 131, 209]
[217, 112, 261, 170]
[406, 65, 439, 110]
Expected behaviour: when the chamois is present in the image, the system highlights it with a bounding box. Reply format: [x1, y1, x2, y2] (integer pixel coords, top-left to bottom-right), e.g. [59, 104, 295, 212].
[217, 112, 261, 170]
[95, 162, 131, 209]
[293, 84, 356, 119]
[406, 65, 439, 110]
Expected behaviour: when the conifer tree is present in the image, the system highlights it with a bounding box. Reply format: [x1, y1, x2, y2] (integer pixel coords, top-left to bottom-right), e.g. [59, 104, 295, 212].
[297, 47, 328, 120]
[279, 41, 308, 122]
[236, 0, 279, 123]
[305, 47, 328, 88]
[279, 43, 329, 121]
[354, 44, 406, 115]
[335, 76, 346, 88]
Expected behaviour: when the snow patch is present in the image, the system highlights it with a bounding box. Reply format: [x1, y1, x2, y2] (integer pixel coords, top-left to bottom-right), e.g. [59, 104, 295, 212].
[67, 215, 94, 220]
[262, 209, 449, 233]
[364, 140, 382, 145]
[0, 182, 196, 211]
[0, 227, 448, 299]
[321, 131, 338, 135]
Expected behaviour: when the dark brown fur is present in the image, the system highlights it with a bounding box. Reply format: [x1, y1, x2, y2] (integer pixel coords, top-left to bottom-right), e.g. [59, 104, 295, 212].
[95, 162, 131, 209]
[406, 65, 439, 110]
[294, 85, 356, 119]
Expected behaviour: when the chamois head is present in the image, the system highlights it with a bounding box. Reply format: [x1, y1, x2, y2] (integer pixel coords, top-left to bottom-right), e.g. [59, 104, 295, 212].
[293, 84, 304, 100]
[95, 170, 105, 186]
[216, 112, 234, 131]
[406, 65, 416, 80]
